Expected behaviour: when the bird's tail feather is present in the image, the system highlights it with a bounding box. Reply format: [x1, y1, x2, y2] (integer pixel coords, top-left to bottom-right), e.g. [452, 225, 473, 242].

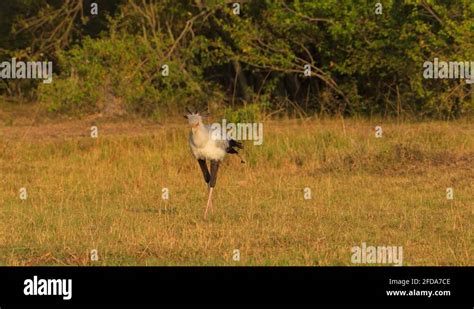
[229, 139, 243, 149]
[226, 139, 245, 163]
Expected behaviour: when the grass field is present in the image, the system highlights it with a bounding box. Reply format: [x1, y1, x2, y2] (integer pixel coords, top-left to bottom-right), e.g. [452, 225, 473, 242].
[0, 111, 473, 265]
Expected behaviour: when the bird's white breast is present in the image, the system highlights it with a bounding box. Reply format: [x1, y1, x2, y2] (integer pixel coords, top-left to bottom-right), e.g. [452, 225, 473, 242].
[189, 126, 226, 161]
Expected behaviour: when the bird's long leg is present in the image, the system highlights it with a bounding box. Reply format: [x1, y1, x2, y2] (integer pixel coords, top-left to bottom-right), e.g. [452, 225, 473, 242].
[205, 187, 213, 219]
[204, 160, 219, 218]
[209, 160, 220, 213]
[198, 159, 210, 185]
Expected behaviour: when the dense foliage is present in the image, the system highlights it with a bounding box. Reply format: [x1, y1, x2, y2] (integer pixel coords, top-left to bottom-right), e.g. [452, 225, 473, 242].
[1, 0, 473, 119]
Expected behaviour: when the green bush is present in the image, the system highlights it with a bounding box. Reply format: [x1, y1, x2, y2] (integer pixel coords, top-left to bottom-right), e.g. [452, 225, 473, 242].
[23, 0, 474, 119]
[38, 35, 217, 116]
[224, 103, 261, 123]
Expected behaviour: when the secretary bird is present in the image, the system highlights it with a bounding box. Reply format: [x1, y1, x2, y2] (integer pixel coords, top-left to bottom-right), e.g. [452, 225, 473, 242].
[185, 107, 244, 219]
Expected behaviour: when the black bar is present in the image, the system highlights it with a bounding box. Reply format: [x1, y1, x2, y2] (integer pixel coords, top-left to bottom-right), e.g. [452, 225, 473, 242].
[0, 267, 472, 306]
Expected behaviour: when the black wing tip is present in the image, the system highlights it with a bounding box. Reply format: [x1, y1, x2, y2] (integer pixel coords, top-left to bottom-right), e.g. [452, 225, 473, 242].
[226, 147, 238, 154]
[229, 139, 243, 149]
[226, 139, 245, 163]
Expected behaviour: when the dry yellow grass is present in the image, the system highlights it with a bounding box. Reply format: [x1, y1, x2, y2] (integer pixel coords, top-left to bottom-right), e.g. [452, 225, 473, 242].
[0, 116, 472, 265]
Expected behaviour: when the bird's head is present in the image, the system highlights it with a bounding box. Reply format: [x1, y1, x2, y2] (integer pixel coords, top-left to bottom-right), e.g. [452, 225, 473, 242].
[184, 107, 205, 129]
